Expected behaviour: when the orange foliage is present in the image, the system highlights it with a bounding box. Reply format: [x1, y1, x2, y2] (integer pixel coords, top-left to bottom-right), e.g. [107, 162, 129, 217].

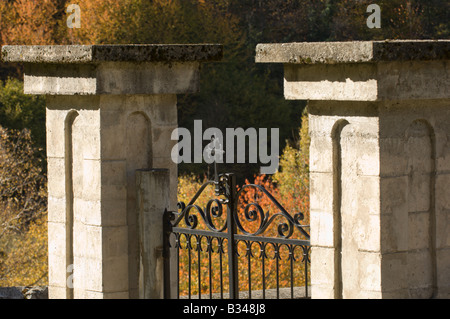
[175, 112, 311, 297]
[0, 0, 59, 45]
[0, 127, 47, 287]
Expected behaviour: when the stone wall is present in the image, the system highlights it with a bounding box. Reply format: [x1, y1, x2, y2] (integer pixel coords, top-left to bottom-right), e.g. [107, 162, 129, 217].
[256, 40, 450, 299]
[1, 44, 223, 299]
[0, 287, 48, 299]
[308, 98, 450, 298]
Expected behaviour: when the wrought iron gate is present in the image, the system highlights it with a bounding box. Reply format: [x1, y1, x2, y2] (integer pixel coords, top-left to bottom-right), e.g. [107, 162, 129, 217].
[163, 166, 310, 299]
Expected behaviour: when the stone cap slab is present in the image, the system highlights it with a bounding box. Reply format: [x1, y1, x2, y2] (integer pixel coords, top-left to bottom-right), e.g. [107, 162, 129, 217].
[255, 40, 450, 64]
[2, 44, 223, 64]
[256, 40, 449, 101]
[1, 44, 223, 95]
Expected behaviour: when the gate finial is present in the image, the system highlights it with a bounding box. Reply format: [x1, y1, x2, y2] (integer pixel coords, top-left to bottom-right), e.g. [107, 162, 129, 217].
[204, 135, 225, 195]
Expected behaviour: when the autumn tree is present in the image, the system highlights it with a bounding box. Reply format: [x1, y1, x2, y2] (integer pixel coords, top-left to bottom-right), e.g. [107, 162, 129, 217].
[0, 0, 61, 45]
[272, 107, 309, 222]
[175, 112, 312, 296]
[0, 127, 47, 287]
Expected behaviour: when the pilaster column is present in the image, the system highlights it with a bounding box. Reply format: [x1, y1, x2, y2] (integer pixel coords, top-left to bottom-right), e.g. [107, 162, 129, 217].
[256, 40, 450, 298]
[2, 44, 222, 299]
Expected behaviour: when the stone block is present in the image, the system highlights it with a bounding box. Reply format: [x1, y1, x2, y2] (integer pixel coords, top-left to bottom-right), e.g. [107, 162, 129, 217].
[436, 208, 450, 249]
[436, 174, 450, 211]
[380, 137, 409, 177]
[436, 174, 450, 250]
[47, 222, 67, 259]
[75, 290, 104, 299]
[73, 256, 103, 292]
[437, 248, 450, 289]
[100, 112, 126, 160]
[46, 94, 100, 111]
[73, 223, 102, 259]
[311, 246, 335, 286]
[380, 213, 407, 254]
[20, 62, 202, 95]
[151, 125, 178, 159]
[103, 256, 130, 293]
[45, 109, 67, 158]
[352, 212, 381, 253]
[436, 132, 450, 172]
[353, 136, 380, 177]
[381, 252, 408, 292]
[80, 159, 102, 201]
[103, 226, 129, 258]
[48, 286, 67, 299]
[408, 211, 431, 251]
[357, 290, 383, 299]
[103, 291, 129, 299]
[377, 61, 450, 100]
[97, 62, 200, 95]
[24, 63, 97, 95]
[145, 95, 178, 126]
[380, 176, 408, 216]
[310, 210, 334, 248]
[47, 157, 66, 199]
[102, 160, 127, 186]
[309, 135, 333, 173]
[309, 172, 333, 212]
[151, 159, 178, 209]
[73, 198, 101, 226]
[407, 249, 434, 297]
[136, 169, 170, 299]
[310, 285, 335, 299]
[48, 239, 68, 287]
[355, 176, 380, 218]
[284, 63, 378, 101]
[48, 196, 66, 224]
[308, 113, 340, 137]
[101, 198, 128, 227]
[352, 252, 381, 293]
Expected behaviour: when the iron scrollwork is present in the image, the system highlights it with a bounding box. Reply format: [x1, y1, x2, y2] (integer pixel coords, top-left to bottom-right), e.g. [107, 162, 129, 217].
[163, 137, 310, 299]
[166, 163, 309, 241]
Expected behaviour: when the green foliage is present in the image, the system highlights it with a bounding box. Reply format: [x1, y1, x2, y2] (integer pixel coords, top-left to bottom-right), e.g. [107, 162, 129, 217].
[1, 0, 448, 179]
[0, 78, 46, 156]
[330, 0, 450, 41]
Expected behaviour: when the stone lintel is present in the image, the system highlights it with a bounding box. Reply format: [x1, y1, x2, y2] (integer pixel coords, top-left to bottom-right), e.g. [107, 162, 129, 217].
[255, 40, 450, 64]
[256, 41, 449, 101]
[2, 44, 223, 64]
[1, 44, 223, 95]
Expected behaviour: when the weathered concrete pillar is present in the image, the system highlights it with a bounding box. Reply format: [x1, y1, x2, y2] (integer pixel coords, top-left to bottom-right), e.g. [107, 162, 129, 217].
[2, 44, 222, 299]
[135, 169, 170, 299]
[256, 40, 450, 299]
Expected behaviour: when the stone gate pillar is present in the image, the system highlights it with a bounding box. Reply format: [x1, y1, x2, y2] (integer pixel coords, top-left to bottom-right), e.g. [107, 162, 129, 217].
[256, 40, 450, 299]
[2, 44, 222, 299]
